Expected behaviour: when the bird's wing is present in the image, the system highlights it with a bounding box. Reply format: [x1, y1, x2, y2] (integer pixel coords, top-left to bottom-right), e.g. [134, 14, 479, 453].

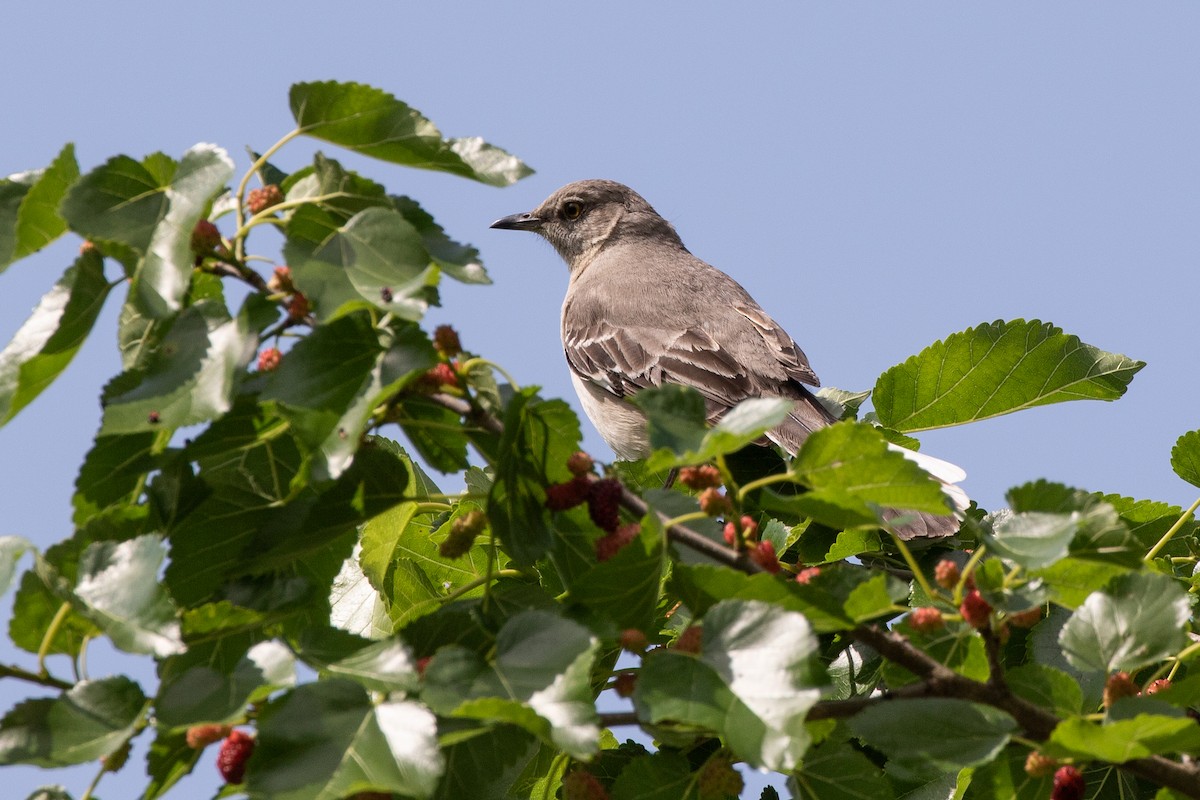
[563, 301, 827, 429]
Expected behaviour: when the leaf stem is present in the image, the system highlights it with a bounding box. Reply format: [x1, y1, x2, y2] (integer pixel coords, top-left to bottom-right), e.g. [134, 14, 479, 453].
[1144, 496, 1200, 562]
[36, 601, 73, 677]
[736, 471, 798, 500]
[661, 511, 713, 530]
[957, 545, 988, 605]
[888, 532, 937, 602]
[457, 357, 521, 392]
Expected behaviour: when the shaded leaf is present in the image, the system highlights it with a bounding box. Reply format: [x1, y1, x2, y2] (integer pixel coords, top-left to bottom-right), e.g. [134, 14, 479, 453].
[61, 152, 176, 255]
[290, 80, 532, 186]
[0, 251, 113, 426]
[874, 319, 1144, 432]
[641, 392, 795, 471]
[0, 677, 145, 767]
[142, 728, 201, 800]
[850, 698, 1016, 782]
[100, 300, 256, 435]
[156, 639, 294, 728]
[570, 515, 666, 630]
[791, 739, 892, 800]
[7, 143, 79, 267]
[392, 195, 489, 284]
[1170, 430, 1200, 488]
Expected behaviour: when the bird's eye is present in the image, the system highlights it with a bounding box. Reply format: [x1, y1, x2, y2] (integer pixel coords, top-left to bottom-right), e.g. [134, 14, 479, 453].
[561, 201, 583, 220]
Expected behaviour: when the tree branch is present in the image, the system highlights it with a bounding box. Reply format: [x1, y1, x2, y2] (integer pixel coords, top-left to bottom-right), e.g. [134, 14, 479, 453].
[852, 624, 1200, 798]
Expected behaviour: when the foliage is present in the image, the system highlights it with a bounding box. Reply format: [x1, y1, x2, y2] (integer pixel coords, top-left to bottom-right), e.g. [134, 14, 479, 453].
[0, 80, 1197, 800]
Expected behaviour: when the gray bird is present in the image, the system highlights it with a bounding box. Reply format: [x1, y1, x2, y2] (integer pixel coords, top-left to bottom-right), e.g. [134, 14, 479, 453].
[492, 179, 966, 538]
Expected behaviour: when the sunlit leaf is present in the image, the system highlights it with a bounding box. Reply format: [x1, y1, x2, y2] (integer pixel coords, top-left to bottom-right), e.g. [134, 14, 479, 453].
[1060, 572, 1190, 673]
[0, 251, 113, 426]
[874, 319, 1143, 432]
[290, 80, 532, 186]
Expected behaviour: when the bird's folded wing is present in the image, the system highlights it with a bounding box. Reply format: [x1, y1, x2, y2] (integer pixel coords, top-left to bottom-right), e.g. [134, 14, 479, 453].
[563, 305, 822, 423]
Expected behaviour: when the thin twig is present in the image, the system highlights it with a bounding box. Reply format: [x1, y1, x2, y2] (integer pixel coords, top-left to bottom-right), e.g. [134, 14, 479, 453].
[0, 663, 73, 691]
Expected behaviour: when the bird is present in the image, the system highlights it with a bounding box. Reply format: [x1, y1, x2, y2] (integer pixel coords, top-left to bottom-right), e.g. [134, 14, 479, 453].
[491, 179, 966, 538]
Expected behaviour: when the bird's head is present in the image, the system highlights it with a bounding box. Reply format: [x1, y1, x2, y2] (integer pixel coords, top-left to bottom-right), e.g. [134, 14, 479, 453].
[491, 179, 683, 273]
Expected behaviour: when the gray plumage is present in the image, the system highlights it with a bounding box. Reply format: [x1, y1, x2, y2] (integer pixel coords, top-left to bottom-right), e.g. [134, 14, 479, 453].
[492, 179, 964, 538]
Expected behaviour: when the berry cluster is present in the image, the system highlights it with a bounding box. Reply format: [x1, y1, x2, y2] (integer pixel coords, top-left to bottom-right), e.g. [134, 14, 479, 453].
[247, 184, 283, 215]
[907, 606, 945, 633]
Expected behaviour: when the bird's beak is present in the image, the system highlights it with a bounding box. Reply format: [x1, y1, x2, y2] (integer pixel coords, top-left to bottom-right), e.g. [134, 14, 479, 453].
[490, 211, 542, 232]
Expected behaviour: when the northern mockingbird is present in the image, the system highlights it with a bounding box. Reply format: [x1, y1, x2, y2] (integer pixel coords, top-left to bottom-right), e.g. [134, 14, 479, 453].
[492, 179, 966, 538]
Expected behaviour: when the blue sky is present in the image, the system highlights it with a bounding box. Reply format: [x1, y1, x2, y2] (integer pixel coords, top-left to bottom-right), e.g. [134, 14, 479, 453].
[2, 3, 1198, 798]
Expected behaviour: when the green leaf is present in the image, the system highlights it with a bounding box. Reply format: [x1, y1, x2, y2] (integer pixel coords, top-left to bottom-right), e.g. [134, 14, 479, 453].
[635, 599, 822, 771]
[488, 391, 582, 566]
[1006, 481, 1140, 566]
[0, 536, 33, 597]
[1060, 571, 1190, 673]
[4, 143, 79, 269]
[0, 677, 146, 767]
[0, 251, 113, 426]
[286, 204, 438, 322]
[391, 195, 489, 284]
[71, 431, 157, 526]
[433, 723, 539, 800]
[789, 421, 952, 526]
[61, 152, 176, 256]
[1005, 664, 1083, 718]
[0, 166, 38, 269]
[1044, 713, 1200, 762]
[849, 698, 1016, 782]
[156, 639, 295, 728]
[642, 393, 795, 471]
[133, 143, 234, 317]
[73, 535, 183, 657]
[570, 515, 666, 630]
[100, 300, 256, 435]
[328, 548, 392, 639]
[669, 563, 855, 633]
[250, 680, 443, 799]
[290, 80, 533, 186]
[1170, 430, 1200, 488]
[873, 319, 1144, 432]
[423, 610, 599, 758]
[321, 637, 420, 693]
[262, 314, 432, 480]
[143, 728, 201, 800]
[791, 739, 892, 800]
[610, 750, 696, 800]
[631, 384, 707, 461]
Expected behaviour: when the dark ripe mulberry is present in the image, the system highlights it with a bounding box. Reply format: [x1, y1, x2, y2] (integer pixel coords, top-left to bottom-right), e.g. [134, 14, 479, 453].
[587, 478, 622, 532]
[216, 729, 255, 784]
[545, 475, 589, 510]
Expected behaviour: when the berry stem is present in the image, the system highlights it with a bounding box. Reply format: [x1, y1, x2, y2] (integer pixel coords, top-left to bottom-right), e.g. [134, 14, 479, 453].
[735, 471, 799, 501]
[35, 601, 72, 679]
[956, 545, 989, 606]
[456, 357, 522, 392]
[438, 568, 525, 606]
